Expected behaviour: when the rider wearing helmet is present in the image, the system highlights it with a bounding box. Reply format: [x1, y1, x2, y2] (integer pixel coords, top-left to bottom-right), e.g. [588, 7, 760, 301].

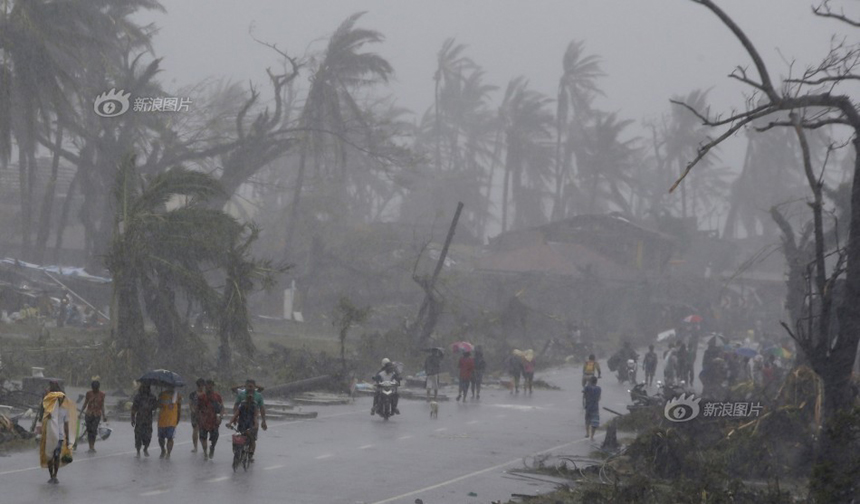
[371, 358, 402, 415]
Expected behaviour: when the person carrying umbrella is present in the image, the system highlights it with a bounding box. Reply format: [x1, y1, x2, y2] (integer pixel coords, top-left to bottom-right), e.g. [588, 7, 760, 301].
[456, 351, 475, 401]
[157, 386, 181, 459]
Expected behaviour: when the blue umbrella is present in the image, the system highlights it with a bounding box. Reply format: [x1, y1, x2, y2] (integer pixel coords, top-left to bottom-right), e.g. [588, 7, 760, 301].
[735, 347, 757, 358]
[138, 369, 185, 387]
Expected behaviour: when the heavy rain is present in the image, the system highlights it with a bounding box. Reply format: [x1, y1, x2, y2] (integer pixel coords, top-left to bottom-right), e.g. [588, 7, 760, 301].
[0, 1, 859, 503]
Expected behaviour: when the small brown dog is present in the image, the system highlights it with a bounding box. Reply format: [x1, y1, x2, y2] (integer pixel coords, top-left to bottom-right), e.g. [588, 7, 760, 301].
[429, 401, 439, 418]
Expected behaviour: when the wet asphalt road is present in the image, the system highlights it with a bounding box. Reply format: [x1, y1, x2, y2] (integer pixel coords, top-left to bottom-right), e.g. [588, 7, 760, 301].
[0, 362, 661, 504]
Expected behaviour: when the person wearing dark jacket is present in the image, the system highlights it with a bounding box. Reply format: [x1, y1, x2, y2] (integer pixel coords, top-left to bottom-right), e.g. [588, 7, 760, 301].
[471, 346, 487, 400]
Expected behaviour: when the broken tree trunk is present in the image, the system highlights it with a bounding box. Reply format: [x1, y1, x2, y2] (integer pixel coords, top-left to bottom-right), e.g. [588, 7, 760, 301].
[264, 375, 333, 397]
[412, 202, 464, 348]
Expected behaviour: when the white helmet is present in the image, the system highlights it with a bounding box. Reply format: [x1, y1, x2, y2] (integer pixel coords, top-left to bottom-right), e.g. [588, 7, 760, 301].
[381, 358, 391, 366]
[627, 359, 635, 365]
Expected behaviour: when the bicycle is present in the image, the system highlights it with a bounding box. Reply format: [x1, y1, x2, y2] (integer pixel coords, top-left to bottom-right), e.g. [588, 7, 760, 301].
[226, 424, 252, 472]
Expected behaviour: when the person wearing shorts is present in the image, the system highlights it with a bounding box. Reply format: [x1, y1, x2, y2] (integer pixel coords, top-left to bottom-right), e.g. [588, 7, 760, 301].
[81, 380, 107, 453]
[199, 380, 223, 460]
[424, 348, 443, 401]
[157, 387, 181, 459]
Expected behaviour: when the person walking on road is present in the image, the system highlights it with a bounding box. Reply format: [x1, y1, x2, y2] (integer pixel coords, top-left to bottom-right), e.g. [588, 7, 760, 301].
[582, 354, 602, 387]
[199, 380, 223, 460]
[189, 378, 205, 453]
[471, 346, 486, 400]
[424, 348, 443, 401]
[81, 379, 107, 453]
[582, 376, 601, 441]
[456, 351, 475, 401]
[508, 350, 525, 394]
[644, 346, 658, 387]
[131, 384, 158, 457]
[522, 349, 536, 394]
[157, 386, 181, 459]
[40, 381, 75, 484]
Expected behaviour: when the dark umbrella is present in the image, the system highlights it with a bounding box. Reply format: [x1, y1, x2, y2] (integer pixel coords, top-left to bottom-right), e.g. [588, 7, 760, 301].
[138, 369, 185, 388]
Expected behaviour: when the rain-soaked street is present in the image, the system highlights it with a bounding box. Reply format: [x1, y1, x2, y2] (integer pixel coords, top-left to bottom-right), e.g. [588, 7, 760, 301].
[0, 364, 639, 504]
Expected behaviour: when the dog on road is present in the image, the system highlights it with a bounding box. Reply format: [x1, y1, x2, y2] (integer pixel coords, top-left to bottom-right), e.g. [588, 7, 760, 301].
[429, 400, 439, 418]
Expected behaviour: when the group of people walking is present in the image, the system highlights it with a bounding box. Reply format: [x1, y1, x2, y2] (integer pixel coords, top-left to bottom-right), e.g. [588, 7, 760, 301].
[421, 346, 536, 401]
[36, 377, 268, 484]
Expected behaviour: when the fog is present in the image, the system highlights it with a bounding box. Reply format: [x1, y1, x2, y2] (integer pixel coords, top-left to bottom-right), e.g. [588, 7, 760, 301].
[2, 1, 860, 502]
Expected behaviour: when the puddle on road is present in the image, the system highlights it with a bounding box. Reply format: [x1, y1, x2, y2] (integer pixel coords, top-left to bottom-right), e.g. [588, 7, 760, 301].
[489, 404, 544, 411]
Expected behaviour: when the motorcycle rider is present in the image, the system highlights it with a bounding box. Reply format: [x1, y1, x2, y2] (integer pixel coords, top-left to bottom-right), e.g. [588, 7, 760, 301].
[371, 358, 401, 415]
[616, 341, 639, 381]
[582, 354, 602, 388]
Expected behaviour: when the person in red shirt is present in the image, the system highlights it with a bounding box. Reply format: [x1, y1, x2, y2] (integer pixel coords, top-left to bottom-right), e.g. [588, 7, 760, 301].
[457, 351, 475, 401]
[199, 379, 224, 460]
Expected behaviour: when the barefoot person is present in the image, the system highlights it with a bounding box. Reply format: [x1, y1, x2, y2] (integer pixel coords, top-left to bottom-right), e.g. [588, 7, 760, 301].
[199, 379, 224, 460]
[157, 386, 181, 459]
[131, 384, 158, 457]
[39, 381, 76, 484]
[189, 378, 205, 453]
[81, 379, 107, 453]
[583, 376, 602, 441]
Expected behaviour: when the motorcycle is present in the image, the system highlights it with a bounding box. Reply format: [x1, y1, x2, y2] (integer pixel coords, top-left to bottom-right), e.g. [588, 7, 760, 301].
[617, 359, 638, 384]
[373, 380, 398, 420]
[628, 382, 663, 410]
[658, 380, 688, 402]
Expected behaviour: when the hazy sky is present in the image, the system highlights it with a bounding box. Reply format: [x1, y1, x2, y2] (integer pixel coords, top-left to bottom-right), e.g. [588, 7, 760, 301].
[139, 0, 855, 179]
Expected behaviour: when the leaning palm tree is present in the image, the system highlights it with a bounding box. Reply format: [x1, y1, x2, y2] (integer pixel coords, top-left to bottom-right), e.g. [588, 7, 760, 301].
[106, 155, 245, 375]
[285, 11, 393, 248]
[0, 0, 162, 259]
[499, 77, 554, 232]
[552, 41, 605, 221]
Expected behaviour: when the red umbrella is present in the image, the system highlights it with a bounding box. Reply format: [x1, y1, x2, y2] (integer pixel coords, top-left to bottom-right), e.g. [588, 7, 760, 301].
[451, 341, 474, 353]
[683, 314, 703, 324]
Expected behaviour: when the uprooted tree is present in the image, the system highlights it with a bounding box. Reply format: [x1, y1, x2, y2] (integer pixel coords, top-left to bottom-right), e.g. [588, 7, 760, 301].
[675, 1, 860, 500]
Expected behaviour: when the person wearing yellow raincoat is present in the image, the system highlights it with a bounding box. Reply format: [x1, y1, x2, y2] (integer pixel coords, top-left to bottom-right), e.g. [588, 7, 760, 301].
[39, 382, 77, 484]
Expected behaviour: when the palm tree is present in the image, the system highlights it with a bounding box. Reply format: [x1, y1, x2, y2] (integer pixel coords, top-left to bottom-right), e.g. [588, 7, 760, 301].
[552, 41, 604, 221]
[573, 111, 638, 216]
[499, 77, 554, 231]
[285, 11, 393, 249]
[0, 0, 163, 260]
[106, 155, 245, 375]
[218, 225, 286, 376]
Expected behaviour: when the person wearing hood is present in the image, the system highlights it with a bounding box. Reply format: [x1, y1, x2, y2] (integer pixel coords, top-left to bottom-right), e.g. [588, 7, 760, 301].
[40, 381, 76, 484]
